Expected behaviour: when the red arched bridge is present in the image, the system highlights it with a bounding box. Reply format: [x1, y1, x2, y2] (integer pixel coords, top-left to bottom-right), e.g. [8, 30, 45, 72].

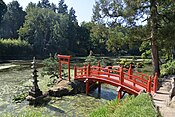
[58, 54, 158, 100]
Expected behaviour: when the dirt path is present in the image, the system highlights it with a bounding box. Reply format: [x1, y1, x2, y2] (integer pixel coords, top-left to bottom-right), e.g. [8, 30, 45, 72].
[153, 76, 175, 117]
[0, 65, 17, 70]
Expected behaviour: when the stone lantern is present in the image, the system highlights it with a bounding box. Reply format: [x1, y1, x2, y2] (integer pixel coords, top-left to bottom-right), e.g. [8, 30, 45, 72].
[26, 57, 43, 106]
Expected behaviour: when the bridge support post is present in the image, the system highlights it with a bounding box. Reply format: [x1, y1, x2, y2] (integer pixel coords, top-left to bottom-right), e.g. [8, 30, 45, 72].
[98, 82, 101, 98]
[117, 86, 122, 100]
[86, 79, 89, 95]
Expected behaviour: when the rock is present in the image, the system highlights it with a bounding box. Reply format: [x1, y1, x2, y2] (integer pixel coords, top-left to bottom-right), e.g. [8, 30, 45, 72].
[48, 79, 98, 97]
[169, 77, 175, 100]
[26, 94, 47, 106]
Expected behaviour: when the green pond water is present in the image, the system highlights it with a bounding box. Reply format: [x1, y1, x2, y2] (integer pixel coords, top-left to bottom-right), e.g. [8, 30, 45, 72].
[0, 62, 118, 117]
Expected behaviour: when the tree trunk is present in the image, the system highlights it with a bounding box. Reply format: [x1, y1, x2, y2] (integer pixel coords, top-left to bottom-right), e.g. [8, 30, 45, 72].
[150, 0, 160, 76]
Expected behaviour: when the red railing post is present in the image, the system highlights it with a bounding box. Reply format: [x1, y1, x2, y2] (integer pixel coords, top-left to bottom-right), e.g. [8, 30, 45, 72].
[74, 65, 77, 79]
[128, 64, 132, 79]
[98, 61, 101, 75]
[87, 63, 91, 76]
[119, 67, 124, 84]
[59, 60, 62, 79]
[153, 72, 158, 93]
[108, 68, 110, 78]
[68, 59, 70, 81]
[147, 76, 151, 93]
[84, 65, 87, 76]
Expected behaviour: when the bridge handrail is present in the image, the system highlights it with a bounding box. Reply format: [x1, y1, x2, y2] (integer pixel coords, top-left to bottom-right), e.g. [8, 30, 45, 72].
[74, 63, 158, 94]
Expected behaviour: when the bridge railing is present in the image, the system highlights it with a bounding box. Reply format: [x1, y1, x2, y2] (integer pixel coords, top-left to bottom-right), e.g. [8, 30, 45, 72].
[74, 63, 158, 94]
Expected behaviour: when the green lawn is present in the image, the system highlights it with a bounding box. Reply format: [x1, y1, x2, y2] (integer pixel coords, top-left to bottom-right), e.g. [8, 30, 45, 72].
[90, 93, 161, 117]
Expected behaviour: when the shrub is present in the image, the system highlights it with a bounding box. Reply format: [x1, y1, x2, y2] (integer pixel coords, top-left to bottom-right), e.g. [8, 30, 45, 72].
[124, 61, 132, 68]
[0, 38, 31, 59]
[119, 59, 127, 66]
[160, 60, 175, 77]
[136, 62, 144, 68]
[42, 54, 59, 77]
[143, 59, 152, 65]
[100, 58, 113, 67]
[84, 55, 98, 65]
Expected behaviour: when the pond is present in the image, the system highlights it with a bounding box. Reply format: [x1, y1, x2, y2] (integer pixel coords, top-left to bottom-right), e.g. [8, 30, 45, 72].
[0, 61, 118, 117]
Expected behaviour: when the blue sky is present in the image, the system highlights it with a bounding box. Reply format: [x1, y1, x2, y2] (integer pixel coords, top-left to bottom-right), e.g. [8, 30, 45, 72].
[4, 0, 96, 24]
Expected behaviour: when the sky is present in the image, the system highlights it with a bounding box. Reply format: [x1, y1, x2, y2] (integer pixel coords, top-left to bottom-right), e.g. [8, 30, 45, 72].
[4, 0, 96, 24]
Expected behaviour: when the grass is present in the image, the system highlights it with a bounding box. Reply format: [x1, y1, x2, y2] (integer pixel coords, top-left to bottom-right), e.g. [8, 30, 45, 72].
[90, 93, 161, 117]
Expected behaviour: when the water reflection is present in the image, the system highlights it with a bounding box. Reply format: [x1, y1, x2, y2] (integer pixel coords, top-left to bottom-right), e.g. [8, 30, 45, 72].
[89, 85, 118, 100]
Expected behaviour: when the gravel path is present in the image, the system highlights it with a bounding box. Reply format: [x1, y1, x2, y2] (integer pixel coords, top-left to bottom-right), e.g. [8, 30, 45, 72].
[0, 65, 17, 70]
[153, 77, 175, 117]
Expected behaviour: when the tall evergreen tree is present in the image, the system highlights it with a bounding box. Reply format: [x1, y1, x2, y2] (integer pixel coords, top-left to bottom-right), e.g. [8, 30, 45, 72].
[0, 1, 26, 38]
[69, 7, 77, 22]
[0, 0, 7, 24]
[37, 0, 51, 8]
[18, 7, 70, 56]
[50, 3, 57, 12]
[57, 0, 68, 14]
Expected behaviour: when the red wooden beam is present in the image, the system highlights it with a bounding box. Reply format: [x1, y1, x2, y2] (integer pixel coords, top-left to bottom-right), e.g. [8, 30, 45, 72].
[147, 76, 152, 93]
[57, 54, 71, 81]
[153, 72, 158, 92]
[128, 64, 132, 79]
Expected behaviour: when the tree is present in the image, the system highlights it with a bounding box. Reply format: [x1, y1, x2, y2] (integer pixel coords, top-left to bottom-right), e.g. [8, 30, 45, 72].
[37, 0, 51, 8]
[18, 7, 69, 56]
[69, 7, 77, 22]
[26, 2, 37, 12]
[90, 23, 109, 54]
[0, 1, 26, 38]
[57, 0, 68, 14]
[158, 2, 175, 60]
[92, 0, 175, 76]
[0, 0, 7, 23]
[50, 3, 57, 12]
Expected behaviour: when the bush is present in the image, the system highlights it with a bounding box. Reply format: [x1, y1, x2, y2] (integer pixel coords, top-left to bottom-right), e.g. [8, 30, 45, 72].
[143, 59, 152, 65]
[84, 55, 98, 65]
[161, 60, 175, 77]
[136, 62, 144, 68]
[42, 54, 59, 77]
[0, 38, 31, 59]
[100, 58, 113, 67]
